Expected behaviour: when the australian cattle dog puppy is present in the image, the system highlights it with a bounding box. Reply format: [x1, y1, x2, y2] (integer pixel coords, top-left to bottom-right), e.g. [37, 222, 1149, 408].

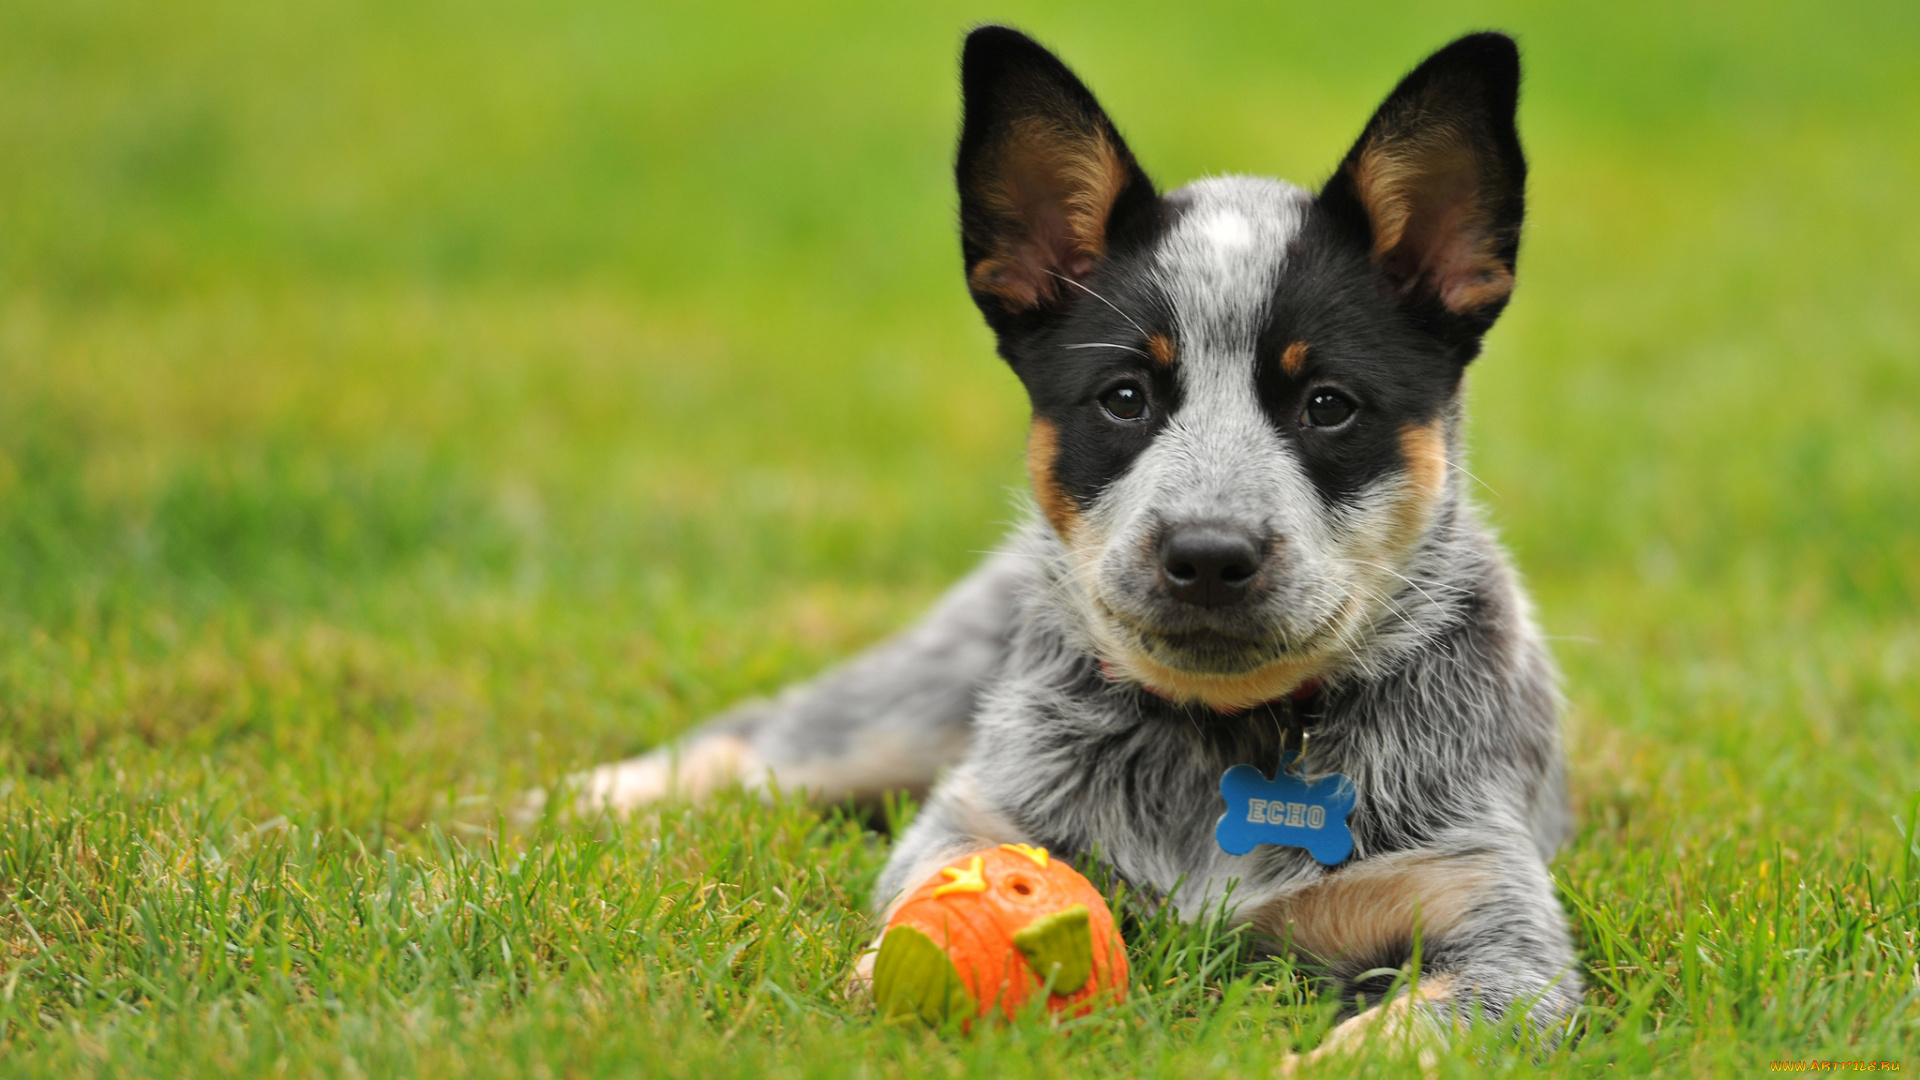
[558, 26, 1581, 1051]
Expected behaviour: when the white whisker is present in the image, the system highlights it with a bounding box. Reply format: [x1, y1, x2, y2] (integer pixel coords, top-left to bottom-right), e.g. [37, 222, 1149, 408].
[1351, 558, 1473, 603]
[1444, 456, 1499, 499]
[1370, 565, 1448, 613]
[1046, 270, 1150, 339]
[1064, 342, 1152, 359]
[1351, 581, 1431, 645]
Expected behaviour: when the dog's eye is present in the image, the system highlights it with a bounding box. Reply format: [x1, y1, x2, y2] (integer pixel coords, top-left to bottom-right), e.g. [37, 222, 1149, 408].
[1100, 382, 1149, 421]
[1304, 391, 1356, 428]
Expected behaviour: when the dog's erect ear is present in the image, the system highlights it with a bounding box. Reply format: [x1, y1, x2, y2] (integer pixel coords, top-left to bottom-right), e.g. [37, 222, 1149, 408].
[1320, 33, 1527, 343]
[957, 26, 1158, 333]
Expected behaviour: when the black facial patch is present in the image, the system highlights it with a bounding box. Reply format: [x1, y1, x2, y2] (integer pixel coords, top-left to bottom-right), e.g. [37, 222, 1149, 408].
[1000, 247, 1186, 514]
[1252, 202, 1468, 505]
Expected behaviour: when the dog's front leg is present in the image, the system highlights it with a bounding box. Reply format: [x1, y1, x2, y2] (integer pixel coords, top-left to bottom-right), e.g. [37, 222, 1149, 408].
[530, 544, 1038, 817]
[1256, 841, 1581, 1061]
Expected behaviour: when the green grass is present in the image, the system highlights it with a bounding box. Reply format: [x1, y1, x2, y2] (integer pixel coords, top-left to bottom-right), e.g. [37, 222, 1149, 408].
[2, 0, 1917, 1074]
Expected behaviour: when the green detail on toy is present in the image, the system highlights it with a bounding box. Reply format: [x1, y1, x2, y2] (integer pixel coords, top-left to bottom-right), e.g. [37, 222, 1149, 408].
[872, 925, 974, 1024]
[1011, 904, 1093, 994]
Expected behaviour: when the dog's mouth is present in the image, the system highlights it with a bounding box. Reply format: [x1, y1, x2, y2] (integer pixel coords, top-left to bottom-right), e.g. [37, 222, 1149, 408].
[1064, 538, 1353, 707]
[1097, 599, 1331, 676]
[1096, 617, 1333, 712]
[1135, 628, 1290, 674]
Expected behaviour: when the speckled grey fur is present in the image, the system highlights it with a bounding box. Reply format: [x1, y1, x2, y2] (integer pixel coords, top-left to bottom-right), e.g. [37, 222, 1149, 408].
[613, 172, 1581, 1035]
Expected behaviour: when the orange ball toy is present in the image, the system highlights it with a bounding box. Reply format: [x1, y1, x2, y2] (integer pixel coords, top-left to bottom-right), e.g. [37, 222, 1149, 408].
[871, 843, 1128, 1025]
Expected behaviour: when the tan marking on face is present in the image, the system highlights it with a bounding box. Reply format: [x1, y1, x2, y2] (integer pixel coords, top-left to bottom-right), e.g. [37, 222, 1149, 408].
[1389, 420, 1449, 553]
[1026, 417, 1081, 541]
[1147, 333, 1176, 366]
[1280, 341, 1309, 377]
[1253, 850, 1495, 965]
[1348, 138, 1513, 315]
[968, 117, 1129, 310]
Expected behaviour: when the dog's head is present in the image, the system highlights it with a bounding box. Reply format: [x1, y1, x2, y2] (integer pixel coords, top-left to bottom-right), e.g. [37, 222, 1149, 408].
[957, 28, 1526, 711]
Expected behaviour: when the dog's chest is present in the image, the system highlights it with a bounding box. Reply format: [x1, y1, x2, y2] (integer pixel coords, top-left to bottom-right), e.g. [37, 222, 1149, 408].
[967, 694, 1340, 917]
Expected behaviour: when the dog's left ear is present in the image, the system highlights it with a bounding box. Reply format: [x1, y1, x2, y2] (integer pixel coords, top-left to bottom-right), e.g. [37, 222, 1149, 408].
[1320, 32, 1527, 347]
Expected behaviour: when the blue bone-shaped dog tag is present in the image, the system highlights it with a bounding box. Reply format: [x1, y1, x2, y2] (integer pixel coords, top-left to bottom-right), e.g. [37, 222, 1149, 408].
[1215, 757, 1356, 865]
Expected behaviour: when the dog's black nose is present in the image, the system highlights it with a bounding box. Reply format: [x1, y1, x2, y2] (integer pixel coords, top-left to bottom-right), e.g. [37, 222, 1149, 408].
[1160, 526, 1261, 608]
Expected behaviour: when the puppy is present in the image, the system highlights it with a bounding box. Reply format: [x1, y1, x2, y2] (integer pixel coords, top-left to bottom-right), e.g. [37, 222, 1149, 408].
[563, 26, 1581, 1046]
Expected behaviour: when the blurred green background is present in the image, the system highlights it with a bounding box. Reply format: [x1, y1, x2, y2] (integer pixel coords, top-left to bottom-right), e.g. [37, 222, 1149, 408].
[2, 0, 1916, 1072]
[5, 0, 1914, 824]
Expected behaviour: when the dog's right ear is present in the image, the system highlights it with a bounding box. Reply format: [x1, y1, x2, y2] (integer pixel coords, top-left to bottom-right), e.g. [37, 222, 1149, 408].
[957, 27, 1158, 336]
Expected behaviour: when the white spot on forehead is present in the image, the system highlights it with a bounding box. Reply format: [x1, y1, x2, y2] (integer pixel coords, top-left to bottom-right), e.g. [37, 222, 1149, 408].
[1122, 178, 1317, 541]
[1196, 210, 1254, 252]
[1153, 176, 1311, 352]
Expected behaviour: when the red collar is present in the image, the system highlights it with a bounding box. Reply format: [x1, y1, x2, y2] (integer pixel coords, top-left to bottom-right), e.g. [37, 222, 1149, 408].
[1099, 661, 1322, 715]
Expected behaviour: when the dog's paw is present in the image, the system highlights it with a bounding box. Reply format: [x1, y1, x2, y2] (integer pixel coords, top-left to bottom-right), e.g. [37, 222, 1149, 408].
[1277, 982, 1451, 1077]
[573, 752, 678, 812]
[520, 735, 761, 822]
